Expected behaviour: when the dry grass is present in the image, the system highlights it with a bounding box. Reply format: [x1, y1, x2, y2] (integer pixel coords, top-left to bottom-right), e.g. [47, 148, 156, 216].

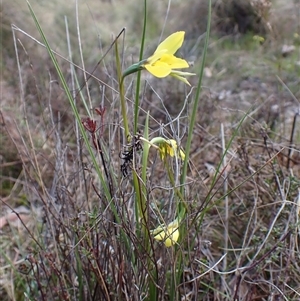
[1, 0, 300, 300]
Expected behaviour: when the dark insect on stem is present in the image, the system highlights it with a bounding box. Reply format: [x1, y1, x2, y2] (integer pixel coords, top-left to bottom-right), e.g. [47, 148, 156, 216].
[120, 134, 143, 177]
[121, 162, 130, 177]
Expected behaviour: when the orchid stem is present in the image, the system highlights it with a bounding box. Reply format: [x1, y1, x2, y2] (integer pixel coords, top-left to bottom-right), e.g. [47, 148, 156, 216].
[115, 36, 129, 139]
[119, 77, 130, 139]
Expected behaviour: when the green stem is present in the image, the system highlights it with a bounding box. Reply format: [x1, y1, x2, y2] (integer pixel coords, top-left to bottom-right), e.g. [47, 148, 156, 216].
[115, 40, 130, 139]
[120, 77, 130, 139]
[165, 159, 188, 215]
[141, 113, 150, 226]
[134, 0, 147, 135]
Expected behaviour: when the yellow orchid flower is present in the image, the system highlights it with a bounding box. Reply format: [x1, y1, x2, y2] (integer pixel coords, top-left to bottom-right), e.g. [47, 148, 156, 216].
[151, 219, 179, 247]
[158, 139, 185, 161]
[143, 31, 195, 85]
[140, 136, 185, 161]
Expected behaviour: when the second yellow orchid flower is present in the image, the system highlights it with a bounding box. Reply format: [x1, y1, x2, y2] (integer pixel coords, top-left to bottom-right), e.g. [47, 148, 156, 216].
[151, 219, 179, 247]
[158, 139, 185, 161]
[141, 137, 185, 161]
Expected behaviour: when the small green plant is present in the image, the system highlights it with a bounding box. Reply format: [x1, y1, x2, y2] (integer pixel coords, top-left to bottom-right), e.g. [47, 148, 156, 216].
[18, 0, 212, 299]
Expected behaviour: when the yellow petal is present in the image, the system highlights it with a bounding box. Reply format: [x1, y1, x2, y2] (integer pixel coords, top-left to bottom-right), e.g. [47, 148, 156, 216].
[164, 228, 179, 247]
[158, 139, 185, 160]
[179, 149, 185, 160]
[153, 227, 179, 247]
[153, 231, 166, 241]
[151, 218, 179, 236]
[166, 140, 176, 156]
[168, 145, 175, 157]
[158, 145, 169, 160]
[171, 70, 196, 77]
[154, 31, 185, 56]
[170, 70, 196, 86]
[167, 139, 177, 147]
[170, 73, 191, 86]
[147, 49, 168, 65]
[145, 62, 171, 78]
[159, 54, 189, 69]
[167, 140, 185, 159]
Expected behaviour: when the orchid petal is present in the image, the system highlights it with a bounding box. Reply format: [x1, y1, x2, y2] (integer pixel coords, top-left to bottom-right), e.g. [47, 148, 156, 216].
[147, 49, 168, 65]
[151, 218, 180, 247]
[159, 54, 189, 69]
[145, 62, 171, 78]
[170, 71, 196, 86]
[154, 31, 185, 55]
[154, 227, 179, 247]
[158, 139, 185, 160]
[170, 73, 191, 86]
[179, 149, 186, 160]
[171, 70, 196, 76]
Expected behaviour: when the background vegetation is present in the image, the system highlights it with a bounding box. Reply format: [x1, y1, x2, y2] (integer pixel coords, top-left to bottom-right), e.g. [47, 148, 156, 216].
[1, 0, 300, 300]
